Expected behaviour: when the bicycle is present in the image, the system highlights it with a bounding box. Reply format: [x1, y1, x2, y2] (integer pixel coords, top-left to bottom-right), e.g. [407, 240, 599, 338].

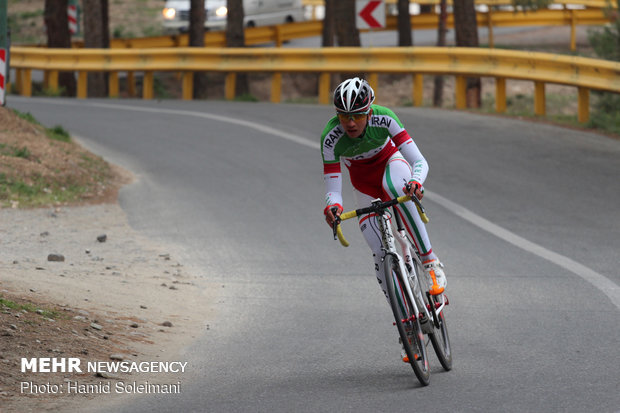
[331, 193, 452, 386]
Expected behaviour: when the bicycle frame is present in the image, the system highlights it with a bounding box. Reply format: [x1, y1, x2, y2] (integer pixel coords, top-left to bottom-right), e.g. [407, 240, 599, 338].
[333, 196, 433, 325]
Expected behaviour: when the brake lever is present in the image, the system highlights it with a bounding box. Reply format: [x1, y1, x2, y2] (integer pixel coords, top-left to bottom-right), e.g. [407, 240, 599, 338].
[405, 183, 429, 222]
[331, 207, 341, 240]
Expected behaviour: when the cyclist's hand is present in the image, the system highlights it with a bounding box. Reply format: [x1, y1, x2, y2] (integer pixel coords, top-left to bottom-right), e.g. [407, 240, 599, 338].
[404, 180, 424, 200]
[324, 204, 343, 227]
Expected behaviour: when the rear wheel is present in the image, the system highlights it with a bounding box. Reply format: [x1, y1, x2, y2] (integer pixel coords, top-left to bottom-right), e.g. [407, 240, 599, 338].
[385, 254, 430, 386]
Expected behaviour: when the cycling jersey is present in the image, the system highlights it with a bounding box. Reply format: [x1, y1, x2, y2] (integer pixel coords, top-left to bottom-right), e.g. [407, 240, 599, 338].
[321, 105, 428, 210]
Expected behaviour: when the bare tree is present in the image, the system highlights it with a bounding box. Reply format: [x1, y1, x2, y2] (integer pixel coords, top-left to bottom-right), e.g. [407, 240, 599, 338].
[322, 0, 335, 47]
[397, 0, 412, 46]
[101, 0, 109, 47]
[433, 0, 448, 106]
[226, 0, 249, 96]
[83, 0, 109, 97]
[44, 0, 76, 96]
[189, 0, 207, 98]
[453, 0, 481, 107]
[189, 0, 205, 48]
[334, 0, 360, 46]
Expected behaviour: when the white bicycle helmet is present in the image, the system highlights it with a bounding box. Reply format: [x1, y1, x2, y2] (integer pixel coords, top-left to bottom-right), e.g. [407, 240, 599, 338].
[333, 77, 375, 113]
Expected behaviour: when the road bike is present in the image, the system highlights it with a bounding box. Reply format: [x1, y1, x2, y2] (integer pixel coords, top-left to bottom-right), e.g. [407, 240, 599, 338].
[331, 194, 452, 386]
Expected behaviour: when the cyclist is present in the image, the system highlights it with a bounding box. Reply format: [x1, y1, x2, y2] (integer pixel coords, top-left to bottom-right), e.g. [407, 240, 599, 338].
[321, 77, 447, 338]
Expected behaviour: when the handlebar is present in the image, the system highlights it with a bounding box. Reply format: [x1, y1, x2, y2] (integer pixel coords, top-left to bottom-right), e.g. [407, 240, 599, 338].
[331, 195, 429, 247]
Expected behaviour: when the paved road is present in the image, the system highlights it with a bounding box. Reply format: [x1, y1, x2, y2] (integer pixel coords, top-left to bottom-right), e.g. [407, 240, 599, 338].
[8, 97, 620, 412]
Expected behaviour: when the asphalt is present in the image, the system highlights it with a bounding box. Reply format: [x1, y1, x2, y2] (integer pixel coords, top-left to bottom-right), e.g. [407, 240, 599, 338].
[8, 97, 620, 413]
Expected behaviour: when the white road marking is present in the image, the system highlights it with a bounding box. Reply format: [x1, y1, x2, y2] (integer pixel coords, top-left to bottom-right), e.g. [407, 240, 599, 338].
[426, 191, 619, 310]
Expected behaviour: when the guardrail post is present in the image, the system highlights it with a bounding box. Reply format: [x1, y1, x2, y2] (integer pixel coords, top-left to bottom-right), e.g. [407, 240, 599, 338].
[13, 69, 21, 94]
[271, 72, 282, 103]
[495, 77, 506, 113]
[412, 74, 423, 107]
[77, 71, 87, 98]
[368, 73, 379, 102]
[20, 68, 31, 97]
[109, 72, 119, 98]
[225, 73, 236, 100]
[143, 71, 154, 99]
[46, 70, 59, 94]
[534, 81, 546, 116]
[578, 87, 589, 123]
[182, 72, 193, 100]
[455, 76, 466, 109]
[318, 73, 330, 105]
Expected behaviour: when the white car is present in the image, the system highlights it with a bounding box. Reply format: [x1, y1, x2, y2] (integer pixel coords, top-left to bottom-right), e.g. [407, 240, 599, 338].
[162, 0, 305, 32]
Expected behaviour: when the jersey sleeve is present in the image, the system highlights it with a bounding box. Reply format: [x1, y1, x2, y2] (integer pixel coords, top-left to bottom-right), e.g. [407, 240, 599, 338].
[321, 120, 344, 213]
[384, 108, 429, 184]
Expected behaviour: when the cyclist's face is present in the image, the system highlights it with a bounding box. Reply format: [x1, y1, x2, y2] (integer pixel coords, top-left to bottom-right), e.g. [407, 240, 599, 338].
[337, 109, 371, 138]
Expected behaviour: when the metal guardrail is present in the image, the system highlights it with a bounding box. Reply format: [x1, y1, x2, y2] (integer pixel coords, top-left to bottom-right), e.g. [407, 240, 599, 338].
[9, 46, 620, 123]
[94, 8, 613, 51]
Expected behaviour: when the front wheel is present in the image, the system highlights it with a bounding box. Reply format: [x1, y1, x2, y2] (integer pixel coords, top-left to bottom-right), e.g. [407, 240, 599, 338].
[428, 293, 453, 371]
[385, 254, 431, 386]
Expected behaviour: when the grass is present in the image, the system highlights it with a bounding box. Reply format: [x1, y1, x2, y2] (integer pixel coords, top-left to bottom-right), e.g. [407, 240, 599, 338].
[0, 144, 31, 159]
[12, 109, 72, 143]
[0, 296, 61, 320]
[0, 173, 90, 208]
[13, 110, 39, 125]
[46, 125, 72, 143]
[1, 110, 112, 208]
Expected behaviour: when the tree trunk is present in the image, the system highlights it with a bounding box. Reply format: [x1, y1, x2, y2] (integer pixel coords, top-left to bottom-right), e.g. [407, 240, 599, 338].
[44, 0, 76, 96]
[321, 0, 338, 97]
[453, 0, 481, 108]
[226, 0, 249, 96]
[616, 0, 620, 61]
[83, 0, 108, 97]
[334, 0, 360, 47]
[322, 0, 335, 47]
[334, 0, 361, 81]
[397, 0, 412, 46]
[101, 0, 109, 48]
[189, 0, 207, 98]
[433, 0, 447, 106]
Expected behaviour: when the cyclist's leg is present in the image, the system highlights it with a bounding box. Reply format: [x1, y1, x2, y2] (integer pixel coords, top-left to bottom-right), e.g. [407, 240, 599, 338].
[353, 190, 390, 300]
[382, 153, 447, 291]
[382, 153, 436, 261]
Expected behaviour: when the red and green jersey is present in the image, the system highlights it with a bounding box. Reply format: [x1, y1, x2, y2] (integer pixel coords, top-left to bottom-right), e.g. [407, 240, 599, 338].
[321, 105, 407, 172]
[321, 105, 427, 210]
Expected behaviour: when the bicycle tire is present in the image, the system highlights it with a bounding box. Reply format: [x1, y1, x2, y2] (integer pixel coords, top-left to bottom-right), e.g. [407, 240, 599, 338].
[409, 256, 453, 372]
[428, 293, 453, 371]
[384, 254, 431, 386]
